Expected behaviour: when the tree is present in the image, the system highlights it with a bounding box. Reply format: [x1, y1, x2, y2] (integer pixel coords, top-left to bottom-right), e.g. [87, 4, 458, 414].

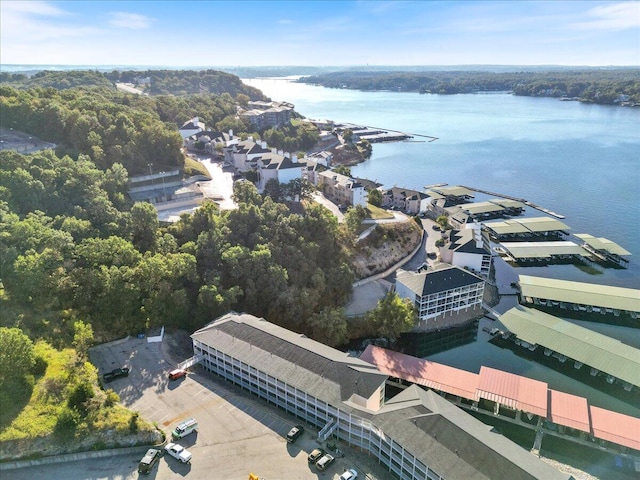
[0, 327, 35, 386]
[368, 188, 382, 207]
[436, 215, 449, 229]
[344, 205, 367, 233]
[305, 308, 348, 347]
[130, 202, 159, 253]
[72, 320, 94, 361]
[263, 178, 282, 202]
[365, 291, 416, 342]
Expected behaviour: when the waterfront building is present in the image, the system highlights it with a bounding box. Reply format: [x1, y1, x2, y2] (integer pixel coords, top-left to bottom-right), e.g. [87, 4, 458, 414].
[517, 275, 640, 324]
[499, 305, 640, 392]
[498, 241, 588, 265]
[395, 265, 485, 356]
[257, 152, 306, 192]
[192, 312, 571, 480]
[382, 187, 431, 214]
[317, 170, 368, 207]
[440, 227, 492, 278]
[241, 101, 294, 130]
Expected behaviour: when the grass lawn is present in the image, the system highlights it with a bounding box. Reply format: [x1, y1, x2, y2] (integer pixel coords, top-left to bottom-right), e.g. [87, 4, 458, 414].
[183, 156, 211, 178]
[366, 203, 395, 220]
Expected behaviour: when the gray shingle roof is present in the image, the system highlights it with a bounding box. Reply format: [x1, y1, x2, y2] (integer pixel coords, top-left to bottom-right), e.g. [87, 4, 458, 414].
[192, 313, 386, 404]
[397, 266, 483, 296]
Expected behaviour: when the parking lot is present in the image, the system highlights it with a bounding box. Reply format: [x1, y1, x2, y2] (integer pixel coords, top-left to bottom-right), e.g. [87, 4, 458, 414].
[2, 334, 390, 480]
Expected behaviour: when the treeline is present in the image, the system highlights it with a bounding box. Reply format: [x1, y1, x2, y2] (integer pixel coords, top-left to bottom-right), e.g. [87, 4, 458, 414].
[0, 86, 267, 174]
[104, 69, 268, 98]
[298, 69, 640, 104]
[0, 149, 354, 348]
[0, 70, 114, 90]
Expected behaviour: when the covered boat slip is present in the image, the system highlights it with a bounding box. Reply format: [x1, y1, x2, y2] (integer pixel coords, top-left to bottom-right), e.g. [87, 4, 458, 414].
[575, 233, 632, 266]
[483, 216, 571, 239]
[518, 275, 640, 316]
[500, 241, 589, 262]
[360, 345, 639, 452]
[498, 305, 640, 390]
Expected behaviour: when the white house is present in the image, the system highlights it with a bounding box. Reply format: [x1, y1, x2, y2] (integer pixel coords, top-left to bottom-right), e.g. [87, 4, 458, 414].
[179, 117, 206, 141]
[257, 152, 305, 191]
[440, 226, 492, 278]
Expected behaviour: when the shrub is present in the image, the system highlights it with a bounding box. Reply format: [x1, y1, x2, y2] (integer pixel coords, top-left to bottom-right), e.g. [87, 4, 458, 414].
[54, 407, 80, 439]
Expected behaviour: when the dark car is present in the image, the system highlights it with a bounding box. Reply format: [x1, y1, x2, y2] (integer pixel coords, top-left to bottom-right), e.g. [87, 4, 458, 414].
[432, 225, 441, 231]
[102, 367, 130, 383]
[138, 448, 161, 474]
[427, 252, 437, 259]
[286, 425, 304, 443]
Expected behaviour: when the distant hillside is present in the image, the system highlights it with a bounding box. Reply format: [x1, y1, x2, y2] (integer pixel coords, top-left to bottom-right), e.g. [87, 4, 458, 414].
[0, 70, 114, 90]
[104, 69, 267, 99]
[298, 69, 640, 105]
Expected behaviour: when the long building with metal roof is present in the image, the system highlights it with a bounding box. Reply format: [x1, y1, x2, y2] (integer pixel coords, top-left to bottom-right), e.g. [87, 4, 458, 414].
[484, 217, 570, 241]
[191, 312, 571, 480]
[498, 305, 640, 391]
[500, 241, 589, 263]
[518, 275, 640, 320]
[360, 345, 640, 454]
[575, 233, 632, 267]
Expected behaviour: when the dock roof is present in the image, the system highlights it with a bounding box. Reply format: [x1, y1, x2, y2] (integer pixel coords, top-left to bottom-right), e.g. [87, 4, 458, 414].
[477, 367, 548, 417]
[430, 185, 474, 197]
[489, 198, 525, 209]
[360, 345, 479, 400]
[518, 275, 640, 313]
[458, 201, 505, 215]
[548, 389, 590, 433]
[590, 406, 640, 451]
[484, 220, 531, 235]
[574, 234, 631, 256]
[513, 217, 570, 232]
[499, 306, 640, 388]
[501, 241, 587, 259]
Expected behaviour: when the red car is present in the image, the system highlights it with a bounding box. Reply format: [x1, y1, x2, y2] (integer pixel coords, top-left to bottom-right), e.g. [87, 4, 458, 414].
[168, 368, 187, 380]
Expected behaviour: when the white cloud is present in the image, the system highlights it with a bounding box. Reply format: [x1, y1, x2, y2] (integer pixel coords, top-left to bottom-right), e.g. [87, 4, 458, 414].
[278, 18, 294, 25]
[108, 12, 154, 29]
[571, 2, 640, 31]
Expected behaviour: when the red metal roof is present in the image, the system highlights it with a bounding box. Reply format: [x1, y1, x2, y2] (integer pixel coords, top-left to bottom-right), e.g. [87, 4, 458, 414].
[590, 406, 640, 451]
[477, 367, 548, 417]
[548, 389, 590, 433]
[360, 345, 479, 400]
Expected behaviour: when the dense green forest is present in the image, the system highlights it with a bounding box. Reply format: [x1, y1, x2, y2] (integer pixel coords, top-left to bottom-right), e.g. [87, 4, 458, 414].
[298, 69, 640, 105]
[0, 148, 354, 347]
[0, 84, 264, 174]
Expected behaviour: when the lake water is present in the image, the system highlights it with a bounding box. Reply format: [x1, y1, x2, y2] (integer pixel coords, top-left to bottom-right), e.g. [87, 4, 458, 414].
[244, 78, 640, 288]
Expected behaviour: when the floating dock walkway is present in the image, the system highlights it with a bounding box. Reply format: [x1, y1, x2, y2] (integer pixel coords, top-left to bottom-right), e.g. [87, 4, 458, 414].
[460, 185, 565, 219]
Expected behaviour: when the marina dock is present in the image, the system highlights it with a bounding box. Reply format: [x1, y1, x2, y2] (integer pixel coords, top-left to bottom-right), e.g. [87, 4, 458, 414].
[460, 185, 565, 219]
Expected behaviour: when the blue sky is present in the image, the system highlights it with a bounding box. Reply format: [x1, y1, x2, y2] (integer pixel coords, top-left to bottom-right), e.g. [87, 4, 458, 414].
[1, 1, 639, 66]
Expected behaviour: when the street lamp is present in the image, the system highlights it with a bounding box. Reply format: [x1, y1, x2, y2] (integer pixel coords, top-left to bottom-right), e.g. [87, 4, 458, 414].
[148, 163, 153, 184]
[160, 171, 166, 199]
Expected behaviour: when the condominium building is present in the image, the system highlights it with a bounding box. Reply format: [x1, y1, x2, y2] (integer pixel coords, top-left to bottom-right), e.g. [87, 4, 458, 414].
[191, 312, 570, 480]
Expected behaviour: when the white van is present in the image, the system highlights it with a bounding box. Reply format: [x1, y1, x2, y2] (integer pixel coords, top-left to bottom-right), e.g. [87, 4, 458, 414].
[172, 418, 198, 440]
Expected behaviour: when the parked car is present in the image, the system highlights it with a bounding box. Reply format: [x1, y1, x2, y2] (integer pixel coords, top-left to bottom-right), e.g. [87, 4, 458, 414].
[172, 418, 198, 440]
[286, 425, 304, 443]
[316, 453, 335, 471]
[427, 252, 437, 259]
[137, 448, 161, 474]
[102, 367, 129, 383]
[339, 469, 359, 480]
[308, 448, 325, 464]
[432, 224, 441, 231]
[168, 368, 187, 381]
[164, 442, 192, 463]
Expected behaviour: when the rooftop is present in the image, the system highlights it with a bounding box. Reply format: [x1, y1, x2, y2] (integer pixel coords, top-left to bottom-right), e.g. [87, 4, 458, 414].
[396, 265, 484, 297]
[518, 275, 640, 312]
[499, 305, 640, 387]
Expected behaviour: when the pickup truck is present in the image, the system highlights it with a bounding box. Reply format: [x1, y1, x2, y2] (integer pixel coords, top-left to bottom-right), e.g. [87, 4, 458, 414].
[103, 367, 130, 383]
